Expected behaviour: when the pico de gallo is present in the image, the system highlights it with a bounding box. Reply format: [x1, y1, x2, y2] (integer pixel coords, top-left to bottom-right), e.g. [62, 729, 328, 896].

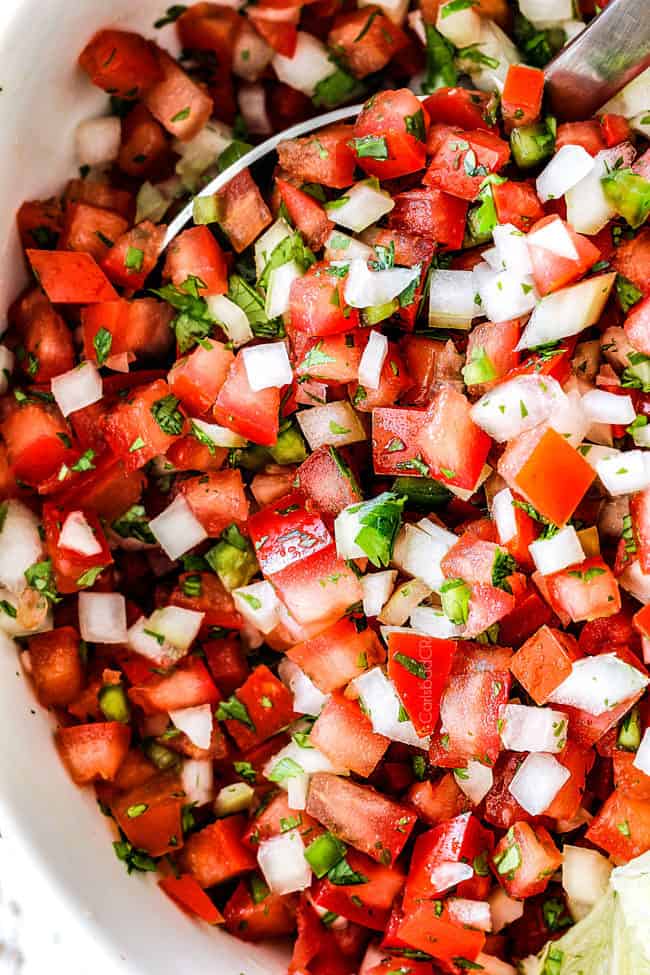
[3, 2, 650, 973]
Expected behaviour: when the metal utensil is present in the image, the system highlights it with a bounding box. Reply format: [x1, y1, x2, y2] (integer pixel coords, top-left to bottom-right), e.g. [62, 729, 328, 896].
[164, 0, 649, 249]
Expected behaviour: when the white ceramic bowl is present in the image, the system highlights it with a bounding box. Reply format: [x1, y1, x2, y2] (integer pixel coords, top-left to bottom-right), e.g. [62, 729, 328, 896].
[0, 3, 286, 972]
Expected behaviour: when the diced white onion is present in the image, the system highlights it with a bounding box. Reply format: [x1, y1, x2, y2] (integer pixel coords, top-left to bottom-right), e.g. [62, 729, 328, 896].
[535, 145, 594, 204]
[78, 592, 127, 644]
[287, 774, 310, 811]
[58, 511, 102, 557]
[264, 739, 344, 785]
[257, 831, 312, 894]
[324, 229, 374, 262]
[206, 294, 253, 348]
[430, 861, 474, 893]
[242, 341, 292, 391]
[492, 488, 517, 544]
[492, 223, 533, 277]
[447, 898, 492, 932]
[549, 388, 590, 447]
[181, 759, 214, 807]
[362, 570, 396, 618]
[454, 760, 494, 805]
[0, 345, 14, 393]
[233, 21, 273, 82]
[600, 66, 650, 118]
[529, 526, 585, 576]
[463, 19, 520, 93]
[474, 264, 537, 324]
[429, 270, 478, 329]
[410, 605, 464, 639]
[149, 495, 208, 561]
[353, 667, 430, 749]
[344, 259, 419, 309]
[472, 374, 565, 442]
[508, 752, 570, 815]
[596, 449, 650, 496]
[254, 218, 292, 277]
[297, 401, 366, 449]
[500, 704, 568, 753]
[582, 389, 636, 426]
[175, 121, 233, 190]
[327, 182, 394, 233]
[233, 580, 281, 634]
[0, 501, 44, 594]
[619, 559, 650, 605]
[278, 658, 329, 716]
[520, 0, 572, 20]
[562, 844, 612, 909]
[548, 653, 649, 715]
[407, 8, 427, 43]
[266, 261, 304, 319]
[51, 361, 102, 417]
[190, 417, 247, 449]
[358, 330, 388, 390]
[169, 703, 213, 750]
[155, 605, 204, 650]
[214, 781, 254, 815]
[516, 273, 617, 350]
[566, 144, 636, 234]
[272, 32, 335, 98]
[436, 1, 481, 46]
[579, 443, 621, 470]
[76, 116, 121, 167]
[633, 727, 650, 777]
[238, 83, 271, 136]
[527, 217, 579, 261]
[489, 888, 524, 933]
[393, 520, 458, 592]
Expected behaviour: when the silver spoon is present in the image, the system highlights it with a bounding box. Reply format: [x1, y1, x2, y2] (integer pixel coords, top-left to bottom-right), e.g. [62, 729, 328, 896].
[164, 0, 650, 250]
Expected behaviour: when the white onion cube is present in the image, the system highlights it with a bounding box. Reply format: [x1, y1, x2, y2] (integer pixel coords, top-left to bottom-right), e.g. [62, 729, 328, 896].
[257, 830, 312, 894]
[0, 501, 44, 594]
[353, 667, 430, 749]
[529, 526, 585, 576]
[181, 759, 214, 807]
[548, 653, 649, 716]
[358, 330, 388, 389]
[278, 658, 329, 716]
[242, 341, 293, 391]
[454, 760, 494, 805]
[361, 570, 396, 618]
[206, 294, 253, 348]
[170, 703, 213, 750]
[508, 752, 570, 815]
[492, 488, 517, 545]
[429, 270, 478, 329]
[535, 144, 594, 203]
[51, 361, 102, 417]
[149, 495, 208, 561]
[233, 580, 281, 634]
[272, 32, 335, 97]
[59, 511, 102, 557]
[500, 704, 568, 753]
[596, 450, 650, 496]
[78, 592, 127, 644]
[633, 727, 650, 777]
[297, 401, 366, 450]
[327, 182, 394, 233]
[582, 389, 635, 426]
[76, 116, 121, 167]
[392, 521, 457, 592]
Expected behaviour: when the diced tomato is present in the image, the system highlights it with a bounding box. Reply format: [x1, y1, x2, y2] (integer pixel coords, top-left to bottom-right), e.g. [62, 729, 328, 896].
[294, 330, 364, 383]
[10, 288, 75, 383]
[248, 491, 332, 575]
[58, 203, 130, 262]
[397, 904, 485, 965]
[118, 104, 168, 178]
[424, 129, 510, 201]
[111, 771, 184, 856]
[492, 823, 562, 898]
[350, 343, 412, 411]
[64, 179, 134, 221]
[220, 664, 294, 751]
[613, 750, 650, 800]
[545, 557, 621, 623]
[169, 572, 242, 631]
[203, 636, 250, 696]
[267, 83, 312, 132]
[404, 813, 486, 911]
[599, 112, 632, 147]
[510, 625, 581, 705]
[271, 543, 363, 627]
[1, 400, 69, 486]
[311, 692, 389, 776]
[277, 125, 356, 190]
[177, 469, 248, 535]
[545, 740, 594, 821]
[289, 262, 359, 336]
[311, 850, 405, 931]
[159, 874, 223, 925]
[501, 64, 544, 132]
[100, 221, 165, 291]
[351, 89, 428, 179]
[168, 339, 234, 414]
[612, 228, 650, 296]
[176, 3, 241, 65]
[213, 350, 280, 446]
[52, 455, 145, 523]
[465, 319, 521, 389]
[441, 533, 502, 586]
[143, 47, 212, 141]
[492, 180, 545, 232]
[527, 216, 601, 296]
[287, 615, 384, 692]
[423, 87, 498, 132]
[624, 295, 650, 357]
[102, 379, 184, 470]
[243, 791, 319, 849]
[129, 658, 220, 715]
[167, 435, 227, 472]
[247, 8, 299, 58]
[17, 198, 63, 252]
[630, 487, 650, 573]
[223, 881, 296, 941]
[328, 9, 407, 79]
[556, 120, 605, 156]
[586, 788, 650, 861]
[82, 298, 173, 365]
[26, 250, 117, 303]
[216, 168, 272, 253]
[465, 583, 516, 639]
[408, 773, 470, 826]
[27, 626, 84, 707]
[295, 446, 363, 516]
[163, 226, 228, 296]
[386, 631, 454, 737]
[276, 178, 333, 251]
[372, 406, 428, 476]
[388, 188, 468, 250]
[181, 816, 256, 887]
[417, 386, 491, 491]
[429, 643, 512, 768]
[306, 772, 417, 865]
[57, 721, 130, 784]
[78, 29, 162, 97]
[42, 503, 113, 594]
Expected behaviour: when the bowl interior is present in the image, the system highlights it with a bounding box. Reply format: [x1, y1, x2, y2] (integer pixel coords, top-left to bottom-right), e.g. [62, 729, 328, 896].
[0, 3, 286, 972]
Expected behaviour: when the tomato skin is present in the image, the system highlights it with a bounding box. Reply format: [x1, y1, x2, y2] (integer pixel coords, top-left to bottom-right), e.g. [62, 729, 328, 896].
[102, 379, 184, 470]
[613, 750, 650, 800]
[58, 203, 130, 263]
[177, 469, 249, 535]
[57, 721, 131, 785]
[181, 816, 257, 888]
[372, 406, 427, 477]
[168, 339, 234, 415]
[43, 503, 113, 594]
[276, 178, 334, 251]
[387, 631, 455, 737]
[213, 354, 280, 447]
[407, 774, 471, 826]
[289, 263, 359, 336]
[351, 89, 428, 179]
[111, 771, 184, 857]
[159, 874, 223, 925]
[128, 658, 221, 715]
[510, 625, 581, 705]
[388, 188, 468, 250]
[248, 491, 332, 575]
[272, 542, 363, 627]
[311, 850, 405, 931]
[423, 86, 498, 132]
[296, 446, 363, 516]
[163, 226, 228, 296]
[527, 216, 601, 296]
[491, 823, 562, 898]
[64, 179, 134, 221]
[293, 330, 364, 383]
[417, 386, 491, 491]
[287, 615, 384, 692]
[311, 692, 389, 776]
[306, 772, 417, 865]
[27, 626, 84, 707]
[247, 9, 299, 57]
[403, 813, 487, 911]
[492, 179, 544, 231]
[223, 881, 296, 941]
[26, 250, 117, 303]
[101, 220, 166, 291]
[277, 125, 357, 190]
[221, 664, 295, 751]
[397, 905, 485, 965]
[545, 740, 593, 821]
[143, 47, 213, 141]
[1, 400, 69, 486]
[78, 29, 162, 97]
[480, 752, 533, 830]
[599, 112, 632, 147]
[167, 436, 227, 472]
[216, 168, 273, 253]
[82, 298, 173, 366]
[556, 120, 606, 156]
[424, 129, 511, 201]
[501, 64, 544, 131]
[328, 9, 407, 79]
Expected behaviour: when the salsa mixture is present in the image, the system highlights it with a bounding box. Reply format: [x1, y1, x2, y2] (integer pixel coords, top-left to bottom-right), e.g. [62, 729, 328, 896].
[3, 1, 650, 973]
